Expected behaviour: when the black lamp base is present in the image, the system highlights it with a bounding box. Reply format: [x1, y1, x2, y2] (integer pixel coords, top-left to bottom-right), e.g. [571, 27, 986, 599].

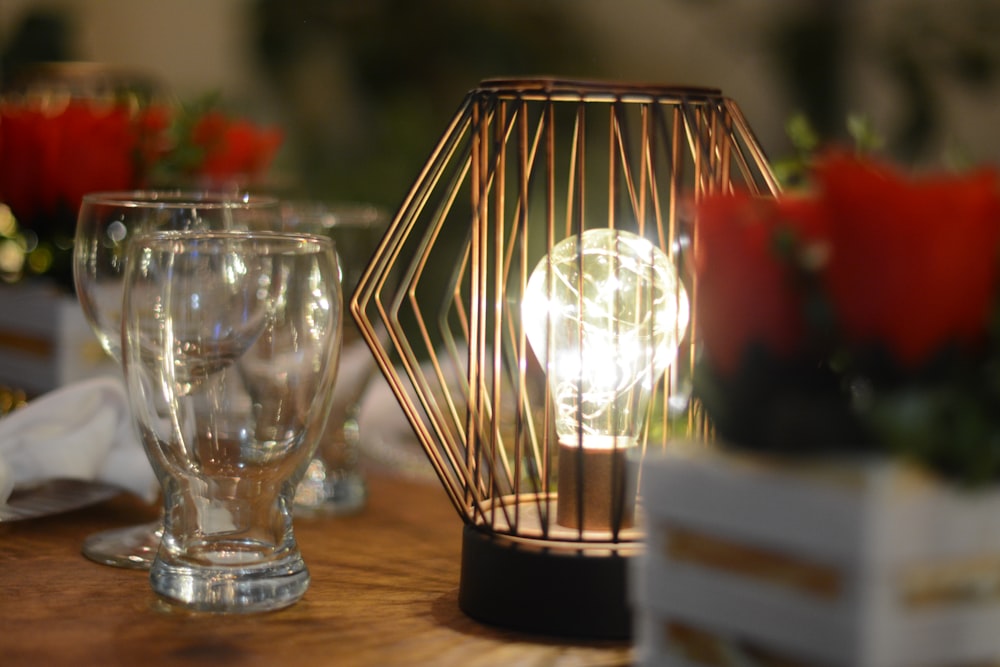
[457, 525, 632, 639]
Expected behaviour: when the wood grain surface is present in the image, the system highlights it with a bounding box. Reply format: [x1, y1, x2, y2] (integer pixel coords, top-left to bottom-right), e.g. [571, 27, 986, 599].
[0, 471, 632, 667]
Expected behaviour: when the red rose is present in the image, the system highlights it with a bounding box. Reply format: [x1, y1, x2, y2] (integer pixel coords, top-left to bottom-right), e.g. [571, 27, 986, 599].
[695, 191, 814, 375]
[816, 152, 1000, 368]
[0, 103, 46, 222]
[190, 112, 283, 187]
[0, 101, 136, 226]
[191, 110, 228, 149]
[49, 102, 136, 215]
[134, 104, 172, 182]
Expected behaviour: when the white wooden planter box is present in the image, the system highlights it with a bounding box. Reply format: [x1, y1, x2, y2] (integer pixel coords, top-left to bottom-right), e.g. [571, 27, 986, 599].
[633, 442, 1000, 667]
[0, 282, 116, 395]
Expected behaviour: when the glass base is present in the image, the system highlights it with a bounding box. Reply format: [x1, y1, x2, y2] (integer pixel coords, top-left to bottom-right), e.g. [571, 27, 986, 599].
[150, 551, 310, 613]
[81, 520, 162, 570]
[294, 464, 368, 517]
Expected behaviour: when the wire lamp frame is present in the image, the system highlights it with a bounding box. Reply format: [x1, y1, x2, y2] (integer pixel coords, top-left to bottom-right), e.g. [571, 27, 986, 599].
[352, 78, 778, 639]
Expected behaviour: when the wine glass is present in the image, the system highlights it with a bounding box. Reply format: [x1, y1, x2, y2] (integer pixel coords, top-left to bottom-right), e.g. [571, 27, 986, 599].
[73, 191, 280, 568]
[121, 230, 341, 612]
[280, 202, 389, 515]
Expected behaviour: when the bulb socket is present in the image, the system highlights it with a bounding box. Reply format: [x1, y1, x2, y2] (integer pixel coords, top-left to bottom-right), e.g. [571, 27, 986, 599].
[556, 437, 637, 532]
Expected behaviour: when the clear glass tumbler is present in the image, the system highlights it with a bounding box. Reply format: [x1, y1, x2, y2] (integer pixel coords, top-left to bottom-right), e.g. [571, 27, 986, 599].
[121, 230, 342, 612]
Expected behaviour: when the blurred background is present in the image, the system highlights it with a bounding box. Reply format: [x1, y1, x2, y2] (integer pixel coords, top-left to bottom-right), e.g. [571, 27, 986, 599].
[4, 0, 1000, 210]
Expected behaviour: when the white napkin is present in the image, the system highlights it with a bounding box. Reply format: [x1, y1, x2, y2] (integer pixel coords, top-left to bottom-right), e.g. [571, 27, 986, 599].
[356, 350, 474, 483]
[357, 370, 434, 480]
[0, 376, 158, 505]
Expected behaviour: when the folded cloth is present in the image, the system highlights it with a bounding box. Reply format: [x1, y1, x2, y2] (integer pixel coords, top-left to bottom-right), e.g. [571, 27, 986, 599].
[0, 376, 158, 506]
[357, 370, 434, 481]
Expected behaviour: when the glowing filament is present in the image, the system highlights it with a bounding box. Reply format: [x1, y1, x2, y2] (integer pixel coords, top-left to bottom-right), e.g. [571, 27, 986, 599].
[521, 228, 689, 446]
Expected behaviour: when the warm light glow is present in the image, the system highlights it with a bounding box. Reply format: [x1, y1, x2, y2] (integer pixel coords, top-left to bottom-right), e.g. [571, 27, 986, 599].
[0, 240, 25, 275]
[0, 205, 16, 236]
[521, 228, 689, 446]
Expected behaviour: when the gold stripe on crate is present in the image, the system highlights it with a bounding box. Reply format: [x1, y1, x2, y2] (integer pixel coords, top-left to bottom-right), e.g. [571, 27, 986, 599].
[0, 329, 53, 358]
[901, 555, 1000, 609]
[665, 621, 817, 667]
[666, 526, 841, 600]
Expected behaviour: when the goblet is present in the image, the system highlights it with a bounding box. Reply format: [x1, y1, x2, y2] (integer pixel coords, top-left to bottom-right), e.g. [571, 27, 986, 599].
[281, 202, 389, 515]
[73, 191, 280, 568]
[121, 230, 341, 612]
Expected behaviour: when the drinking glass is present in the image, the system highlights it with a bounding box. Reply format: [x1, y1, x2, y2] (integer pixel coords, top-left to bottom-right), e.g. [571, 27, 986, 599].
[281, 202, 389, 515]
[73, 191, 280, 568]
[121, 230, 342, 612]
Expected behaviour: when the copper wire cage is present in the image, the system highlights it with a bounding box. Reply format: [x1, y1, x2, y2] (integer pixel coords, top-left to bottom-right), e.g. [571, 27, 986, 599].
[352, 78, 778, 638]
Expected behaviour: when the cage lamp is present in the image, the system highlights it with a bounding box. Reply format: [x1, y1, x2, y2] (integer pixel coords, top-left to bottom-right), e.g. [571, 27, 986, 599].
[351, 78, 778, 639]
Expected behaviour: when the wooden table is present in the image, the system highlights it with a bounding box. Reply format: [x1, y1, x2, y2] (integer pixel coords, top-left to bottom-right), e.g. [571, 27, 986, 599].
[0, 470, 633, 666]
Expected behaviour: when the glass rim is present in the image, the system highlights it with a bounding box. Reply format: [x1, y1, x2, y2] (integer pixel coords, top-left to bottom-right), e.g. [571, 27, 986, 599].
[280, 200, 390, 230]
[80, 190, 280, 209]
[133, 228, 335, 252]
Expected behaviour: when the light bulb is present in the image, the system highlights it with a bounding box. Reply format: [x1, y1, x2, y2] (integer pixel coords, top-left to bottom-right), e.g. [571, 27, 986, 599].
[521, 228, 689, 530]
